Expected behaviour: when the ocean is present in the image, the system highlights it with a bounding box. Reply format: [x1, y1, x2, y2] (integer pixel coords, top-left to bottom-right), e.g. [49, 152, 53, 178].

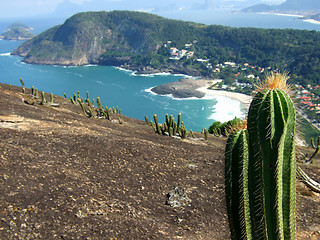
[1, 11, 319, 132]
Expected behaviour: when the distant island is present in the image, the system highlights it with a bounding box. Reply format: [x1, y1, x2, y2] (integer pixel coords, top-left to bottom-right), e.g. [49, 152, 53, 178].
[11, 11, 320, 88]
[0, 23, 35, 40]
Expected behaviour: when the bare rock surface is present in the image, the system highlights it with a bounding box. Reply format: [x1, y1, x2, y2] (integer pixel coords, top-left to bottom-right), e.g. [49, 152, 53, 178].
[0, 83, 319, 239]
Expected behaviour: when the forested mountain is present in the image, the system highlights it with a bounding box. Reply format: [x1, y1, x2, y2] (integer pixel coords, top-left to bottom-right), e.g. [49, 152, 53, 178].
[12, 10, 320, 86]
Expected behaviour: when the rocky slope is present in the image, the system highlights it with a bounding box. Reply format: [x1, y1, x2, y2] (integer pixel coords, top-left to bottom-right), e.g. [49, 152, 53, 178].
[0, 83, 319, 239]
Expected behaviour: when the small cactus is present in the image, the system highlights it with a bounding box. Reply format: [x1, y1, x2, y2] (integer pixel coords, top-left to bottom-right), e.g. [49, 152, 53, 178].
[97, 97, 103, 110]
[153, 114, 161, 134]
[78, 98, 93, 118]
[204, 128, 209, 141]
[145, 115, 150, 125]
[70, 96, 76, 104]
[177, 113, 181, 133]
[189, 129, 195, 138]
[41, 92, 47, 105]
[19, 78, 25, 93]
[50, 93, 54, 104]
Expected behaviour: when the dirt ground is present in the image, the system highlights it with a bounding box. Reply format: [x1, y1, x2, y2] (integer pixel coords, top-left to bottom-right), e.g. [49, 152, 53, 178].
[0, 83, 319, 239]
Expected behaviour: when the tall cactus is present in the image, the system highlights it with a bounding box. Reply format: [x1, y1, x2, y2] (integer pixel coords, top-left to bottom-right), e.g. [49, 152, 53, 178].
[225, 72, 296, 240]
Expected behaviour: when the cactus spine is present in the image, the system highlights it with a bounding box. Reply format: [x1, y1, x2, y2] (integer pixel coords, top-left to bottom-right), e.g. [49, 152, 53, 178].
[225, 72, 296, 240]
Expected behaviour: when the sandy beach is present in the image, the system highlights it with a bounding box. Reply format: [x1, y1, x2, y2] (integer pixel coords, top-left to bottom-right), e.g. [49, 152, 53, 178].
[302, 19, 320, 25]
[197, 85, 253, 110]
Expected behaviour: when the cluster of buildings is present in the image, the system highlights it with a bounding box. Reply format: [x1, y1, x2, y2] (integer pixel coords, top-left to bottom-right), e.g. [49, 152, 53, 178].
[164, 40, 320, 125]
[295, 84, 320, 111]
[169, 46, 194, 60]
[164, 40, 196, 60]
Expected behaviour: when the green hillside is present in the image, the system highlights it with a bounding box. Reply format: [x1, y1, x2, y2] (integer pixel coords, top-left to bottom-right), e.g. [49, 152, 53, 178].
[12, 10, 320, 86]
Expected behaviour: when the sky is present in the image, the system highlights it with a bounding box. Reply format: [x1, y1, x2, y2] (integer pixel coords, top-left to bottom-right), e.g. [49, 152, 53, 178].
[0, 0, 286, 19]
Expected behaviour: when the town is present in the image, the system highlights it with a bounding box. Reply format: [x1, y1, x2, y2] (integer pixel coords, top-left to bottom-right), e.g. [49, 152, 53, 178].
[164, 40, 320, 130]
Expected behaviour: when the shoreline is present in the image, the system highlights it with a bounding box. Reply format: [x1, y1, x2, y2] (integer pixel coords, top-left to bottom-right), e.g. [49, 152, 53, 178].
[197, 86, 253, 110]
[302, 19, 320, 25]
[257, 12, 320, 25]
[150, 78, 253, 109]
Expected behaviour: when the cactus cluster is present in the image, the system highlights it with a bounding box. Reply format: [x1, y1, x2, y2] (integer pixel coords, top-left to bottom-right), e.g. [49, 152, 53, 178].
[146, 113, 209, 140]
[71, 90, 122, 121]
[146, 113, 189, 139]
[19, 79, 59, 107]
[209, 117, 242, 137]
[225, 72, 297, 239]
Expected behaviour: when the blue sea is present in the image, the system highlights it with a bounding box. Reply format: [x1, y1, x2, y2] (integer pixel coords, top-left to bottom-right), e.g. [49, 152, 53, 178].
[1, 11, 319, 131]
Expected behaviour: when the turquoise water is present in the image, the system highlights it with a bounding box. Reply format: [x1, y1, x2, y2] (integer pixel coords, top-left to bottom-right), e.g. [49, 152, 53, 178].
[1, 11, 319, 131]
[0, 40, 245, 131]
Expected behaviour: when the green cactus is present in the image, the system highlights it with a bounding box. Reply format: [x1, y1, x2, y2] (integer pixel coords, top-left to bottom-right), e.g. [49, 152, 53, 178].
[50, 93, 54, 104]
[153, 114, 161, 135]
[31, 86, 35, 96]
[173, 121, 177, 136]
[169, 127, 173, 137]
[104, 107, 110, 120]
[145, 115, 150, 125]
[225, 72, 296, 240]
[181, 128, 188, 139]
[19, 78, 25, 93]
[150, 120, 156, 132]
[118, 117, 123, 124]
[78, 98, 93, 118]
[189, 129, 195, 138]
[64, 93, 67, 99]
[97, 97, 102, 110]
[41, 92, 47, 105]
[165, 114, 170, 129]
[70, 96, 76, 104]
[225, 129, 251, 240]
[9, 84, 12, 91]
[177, 113, 181, 133]
[204, 128, 209, 141]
